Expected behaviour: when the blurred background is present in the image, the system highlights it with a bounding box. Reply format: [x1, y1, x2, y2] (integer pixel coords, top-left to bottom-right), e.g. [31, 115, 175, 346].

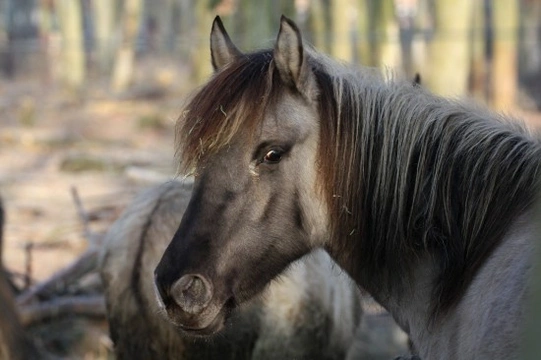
[2, 0, 541, 107]
[0, 0, 541, 358]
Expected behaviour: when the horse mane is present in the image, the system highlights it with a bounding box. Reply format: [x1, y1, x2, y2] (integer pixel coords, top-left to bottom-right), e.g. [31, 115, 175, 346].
[177, 46, 541, 318]
[313, 55, 541, 316]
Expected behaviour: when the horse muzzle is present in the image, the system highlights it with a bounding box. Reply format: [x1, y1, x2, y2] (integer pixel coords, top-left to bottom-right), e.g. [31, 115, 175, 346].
[154, 273, 226, 335]
[170, 274, 213, 314]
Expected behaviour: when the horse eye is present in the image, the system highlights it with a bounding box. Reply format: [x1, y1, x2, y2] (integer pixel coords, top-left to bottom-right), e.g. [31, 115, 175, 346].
[263, 149, 283, 164]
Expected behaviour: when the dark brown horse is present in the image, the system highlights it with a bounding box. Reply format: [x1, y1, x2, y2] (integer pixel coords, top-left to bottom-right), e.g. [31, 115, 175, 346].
[155, 16, 541, 359]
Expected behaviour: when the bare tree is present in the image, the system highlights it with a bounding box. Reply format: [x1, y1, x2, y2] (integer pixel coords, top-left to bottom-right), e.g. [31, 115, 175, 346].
[309, 0, 331, 54]
[36, 0, 59, 84]
[111, 0, 144, 93]
[92, 0, 119, 74]
[427, 0, 473, 96]
[331, 0, 355, 61]
[372, 0, 401, 71]
[190, 0, 213, 84]
[57, 0, 86, 94]
[469, 0, 487, 102]
[355, 0, 372, 65]
[491, 0, 519, 110]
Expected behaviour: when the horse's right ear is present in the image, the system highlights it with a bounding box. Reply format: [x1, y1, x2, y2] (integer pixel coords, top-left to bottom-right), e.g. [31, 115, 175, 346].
[210, 16, 242, 71]
[274, 16, 317, 99]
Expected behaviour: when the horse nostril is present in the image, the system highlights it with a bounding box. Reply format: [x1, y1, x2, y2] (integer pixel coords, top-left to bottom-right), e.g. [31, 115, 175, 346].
[170, 274, 213, 315]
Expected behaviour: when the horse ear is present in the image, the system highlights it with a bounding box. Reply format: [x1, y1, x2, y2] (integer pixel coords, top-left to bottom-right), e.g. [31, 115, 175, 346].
[210, 16, 242, 71]
[413, 73, 421, 86]
[273, 15, 315, 95]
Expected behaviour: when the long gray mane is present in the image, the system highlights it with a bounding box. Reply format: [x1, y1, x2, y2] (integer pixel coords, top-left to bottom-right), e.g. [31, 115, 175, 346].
[313, 52, 541, 316]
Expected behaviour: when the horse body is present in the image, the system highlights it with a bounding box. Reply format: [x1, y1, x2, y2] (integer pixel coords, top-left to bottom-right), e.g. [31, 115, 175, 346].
[102, 181, 409, 359]
[154, 15, 541, 359]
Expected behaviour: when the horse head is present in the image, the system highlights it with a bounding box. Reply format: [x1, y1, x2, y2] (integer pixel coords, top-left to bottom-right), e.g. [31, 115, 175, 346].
[154, 16, 329, 335]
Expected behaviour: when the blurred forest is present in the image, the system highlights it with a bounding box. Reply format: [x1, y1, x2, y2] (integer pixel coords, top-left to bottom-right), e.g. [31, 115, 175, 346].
[1, 0, 541, 108]
[1, 0, 541, 359]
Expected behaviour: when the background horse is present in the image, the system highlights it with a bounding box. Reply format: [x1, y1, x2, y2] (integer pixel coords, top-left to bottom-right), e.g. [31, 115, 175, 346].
[155, 16, 541, 359]
[101, 181, 409, 359]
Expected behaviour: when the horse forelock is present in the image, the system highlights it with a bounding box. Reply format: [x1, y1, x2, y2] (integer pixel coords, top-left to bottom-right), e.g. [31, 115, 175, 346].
[312, 54, 541, 318]
[176, 50, 284, 175]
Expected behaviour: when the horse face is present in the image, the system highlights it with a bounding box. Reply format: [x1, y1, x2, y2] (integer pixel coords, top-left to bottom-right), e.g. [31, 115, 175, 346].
[154, 17, 329, 335]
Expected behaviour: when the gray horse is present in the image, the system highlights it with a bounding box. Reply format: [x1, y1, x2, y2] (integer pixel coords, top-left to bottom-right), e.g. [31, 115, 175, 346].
[155, 16, 540, 359]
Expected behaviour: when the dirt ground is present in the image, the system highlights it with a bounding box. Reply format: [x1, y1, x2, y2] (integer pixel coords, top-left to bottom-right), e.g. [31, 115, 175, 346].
[0, 76, 184, 282]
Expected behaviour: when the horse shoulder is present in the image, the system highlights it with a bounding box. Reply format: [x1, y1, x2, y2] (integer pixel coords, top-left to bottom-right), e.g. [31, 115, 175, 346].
[425, 213, 536, 359]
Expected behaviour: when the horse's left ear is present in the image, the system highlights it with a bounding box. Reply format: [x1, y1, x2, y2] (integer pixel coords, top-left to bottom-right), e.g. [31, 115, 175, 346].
[274, 16, 315, 96]
[210, 16, 242, 71]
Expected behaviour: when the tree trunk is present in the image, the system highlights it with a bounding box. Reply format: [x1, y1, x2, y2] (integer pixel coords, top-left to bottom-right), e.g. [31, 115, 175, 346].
[518, 0, 541, 78]
[410, 0, 430, 80]
[57, 0, 86, 95]
[111, 0, 143, 93]
[92, 0, 118, 74]
[491, 0, 519, 110]
[36, 0, 57, 84]
[309, 0, 331, 54]
[161, 0, 176, 53]
[0, 199, 52, 360]
[0, 275, 47, 360]
[330, 0, 354, 62]
[235, 0, 273, 50]
[469, 0, 487, 102]
[355, 0, 372, 65]
[427, 0, 473, 96]
[372, 0, 401, 71]
[191, 0, 213, 84]
[1, 0, 15, 78]
[178, 0, 195, 63]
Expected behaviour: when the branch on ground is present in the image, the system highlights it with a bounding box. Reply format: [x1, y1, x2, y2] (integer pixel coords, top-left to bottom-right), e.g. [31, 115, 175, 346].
[17, 248, 99, 306]
[19, 294, 106, 327]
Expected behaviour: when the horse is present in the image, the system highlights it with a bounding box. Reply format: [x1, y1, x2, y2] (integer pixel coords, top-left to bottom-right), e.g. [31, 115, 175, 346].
[101, 181, 409, 359]
[154, 15, 541, 359]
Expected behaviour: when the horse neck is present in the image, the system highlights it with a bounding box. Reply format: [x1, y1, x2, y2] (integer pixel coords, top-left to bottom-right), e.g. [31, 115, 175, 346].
[365, 211, 535, 359]
[371, 254, 437, 343]
[330, 78, 540, 306]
